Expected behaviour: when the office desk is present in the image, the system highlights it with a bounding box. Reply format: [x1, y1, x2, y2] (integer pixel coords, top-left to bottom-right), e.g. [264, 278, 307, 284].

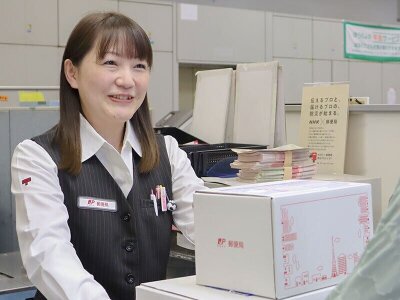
[0, 252, 35, 298]
[136, 275, 335, 300]
[0, 245, 196, 295]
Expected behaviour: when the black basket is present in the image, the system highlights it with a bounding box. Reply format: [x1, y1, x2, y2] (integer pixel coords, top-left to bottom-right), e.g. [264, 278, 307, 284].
[154, 127, 206, 145]
[180, 143, 266, 177]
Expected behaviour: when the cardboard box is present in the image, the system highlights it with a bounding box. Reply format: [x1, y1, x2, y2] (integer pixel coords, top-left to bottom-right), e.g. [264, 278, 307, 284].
[136, 276, 336, 300]
[194, 180, 372, 299]
[203, 174, 382, 229]
[313, 174, 381, 228]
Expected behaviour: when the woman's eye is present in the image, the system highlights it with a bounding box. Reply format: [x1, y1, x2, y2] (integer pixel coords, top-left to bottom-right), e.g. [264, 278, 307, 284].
[104, 60, 116, 66]
[135, 63, 147, 70]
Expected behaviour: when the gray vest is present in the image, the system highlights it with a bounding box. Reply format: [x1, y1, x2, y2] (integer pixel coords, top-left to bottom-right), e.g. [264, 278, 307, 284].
[31, 126, 173, 300]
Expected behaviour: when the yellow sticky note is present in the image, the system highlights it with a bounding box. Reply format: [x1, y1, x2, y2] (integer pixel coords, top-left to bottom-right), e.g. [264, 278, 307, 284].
[19, 91, 45, 102]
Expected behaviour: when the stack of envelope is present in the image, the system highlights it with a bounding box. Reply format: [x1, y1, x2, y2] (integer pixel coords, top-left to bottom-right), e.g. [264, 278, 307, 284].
[231, 144, 317, 183]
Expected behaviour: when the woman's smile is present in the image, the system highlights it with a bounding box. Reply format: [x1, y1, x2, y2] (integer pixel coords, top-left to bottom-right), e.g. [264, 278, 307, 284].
[108, 94, 135, 103]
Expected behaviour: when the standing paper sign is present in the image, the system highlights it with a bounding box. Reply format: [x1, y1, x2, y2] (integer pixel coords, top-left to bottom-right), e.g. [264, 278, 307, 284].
[299, 83, 349, 175]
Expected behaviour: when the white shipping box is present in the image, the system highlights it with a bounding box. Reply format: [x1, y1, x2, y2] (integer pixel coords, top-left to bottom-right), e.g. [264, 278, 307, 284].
[136, 276, 336, 300]
[194, 180, 372, 299]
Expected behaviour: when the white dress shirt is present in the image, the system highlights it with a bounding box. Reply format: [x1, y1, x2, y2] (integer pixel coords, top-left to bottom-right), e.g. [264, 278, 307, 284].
[11, 116, 207, 300]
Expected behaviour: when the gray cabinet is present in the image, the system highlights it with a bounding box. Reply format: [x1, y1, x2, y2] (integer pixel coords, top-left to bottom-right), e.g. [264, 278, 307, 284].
[177, 4, 265, 63]
[0, 110, 11, 252]
[0, 0, 57, 46]
[119, 1, 173, 52]
[1, 108, 59, 253]
[332, 60, 349, 82]
[58, 0, 118, 46]
[147, 52, 174, 124]
[265, 11, 273, 61]
[349, 61, 382, 104]
[313, 18, 344, 60]
[313, 60, 331, 83]
[273, 14, 312, 59]
[382, 63, 400, 104]
[276, 57, 312, 103]
[0, 45, 60, 86]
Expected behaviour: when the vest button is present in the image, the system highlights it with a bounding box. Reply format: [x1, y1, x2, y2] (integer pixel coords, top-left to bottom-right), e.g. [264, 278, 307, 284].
[122, 213, 131, 222]
[126, 273, 135, 284]
[125, 242, 135, 252]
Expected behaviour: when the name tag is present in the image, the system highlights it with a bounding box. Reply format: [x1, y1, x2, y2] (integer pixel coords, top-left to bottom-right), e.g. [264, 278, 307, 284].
[77, 196, 117, 212]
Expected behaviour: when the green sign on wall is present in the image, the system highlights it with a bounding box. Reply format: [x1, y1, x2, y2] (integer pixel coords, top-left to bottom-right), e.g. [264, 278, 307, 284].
[344, 21, 400, 62]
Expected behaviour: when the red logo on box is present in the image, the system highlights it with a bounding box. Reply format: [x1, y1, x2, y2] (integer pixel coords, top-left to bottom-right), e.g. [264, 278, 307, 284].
[217, 238, 226, 247]
[217, 237, 244, 249]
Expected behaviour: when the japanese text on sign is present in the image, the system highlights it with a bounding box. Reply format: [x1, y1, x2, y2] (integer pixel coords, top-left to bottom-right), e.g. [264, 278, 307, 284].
[299, 84, 350, 174]
[344, 21, 400, 62]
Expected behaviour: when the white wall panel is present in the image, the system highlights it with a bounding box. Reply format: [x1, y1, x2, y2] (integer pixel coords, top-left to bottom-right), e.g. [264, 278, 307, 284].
[275, 57, 312, 104]
[177, 4, 265, 63]
[312, 60, 331, 83]
[0, 111, 12, 252]
[273, 14, 312, 59]
[382, 63, 400, 104]
[332, 60, 349, 82]
[59, 0, 118, 46]
[349, 61, 382, 104]
[0, 0, 57, 46]
[0, 45, 60, 86]
[119, 1, 173, 52]
[148, 51, 173, 124]
[313, 18, 344, 60]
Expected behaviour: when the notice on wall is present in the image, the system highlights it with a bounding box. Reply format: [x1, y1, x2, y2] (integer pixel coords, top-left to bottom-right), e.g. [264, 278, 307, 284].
[344, 21, 400, 62]
[299, 83, 350, 175]
[180, 4, 198, 21]
[18, 91, 45, 102]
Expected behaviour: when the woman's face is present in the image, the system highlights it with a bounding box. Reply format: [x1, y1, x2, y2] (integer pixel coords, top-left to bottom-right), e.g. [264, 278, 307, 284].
[65, 43, 150, 130]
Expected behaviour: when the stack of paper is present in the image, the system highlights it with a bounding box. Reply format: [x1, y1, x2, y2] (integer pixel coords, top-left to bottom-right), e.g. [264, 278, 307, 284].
[231, 144, 317, 182]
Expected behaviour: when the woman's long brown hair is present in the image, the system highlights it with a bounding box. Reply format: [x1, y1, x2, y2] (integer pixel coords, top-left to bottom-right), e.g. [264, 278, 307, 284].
[55, 12, 159, 175]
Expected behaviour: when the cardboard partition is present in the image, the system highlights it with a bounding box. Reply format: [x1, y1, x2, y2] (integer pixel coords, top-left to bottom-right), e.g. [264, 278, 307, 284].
[233, 61, 286, 147]
[191, 68, 234, 144]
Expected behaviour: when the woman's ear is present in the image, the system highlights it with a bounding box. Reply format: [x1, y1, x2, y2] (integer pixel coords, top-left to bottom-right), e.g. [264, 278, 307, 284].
[64, 59, 79, 89]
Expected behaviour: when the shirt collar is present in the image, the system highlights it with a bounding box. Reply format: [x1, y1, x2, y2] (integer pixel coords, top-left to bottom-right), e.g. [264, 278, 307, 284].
[123, 119, 142, 158]
[80, 114, 143, 162]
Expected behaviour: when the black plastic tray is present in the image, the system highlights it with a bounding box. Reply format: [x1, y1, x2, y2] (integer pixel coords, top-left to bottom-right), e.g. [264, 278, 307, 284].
[180, 143, 266, 177]
[154, 127, 206, 145]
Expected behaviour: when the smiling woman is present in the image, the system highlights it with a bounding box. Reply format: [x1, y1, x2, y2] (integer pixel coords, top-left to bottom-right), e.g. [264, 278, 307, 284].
[11, 11, 208, 300]
[64, 45, 150, 152]
[58, 12, 155, 175]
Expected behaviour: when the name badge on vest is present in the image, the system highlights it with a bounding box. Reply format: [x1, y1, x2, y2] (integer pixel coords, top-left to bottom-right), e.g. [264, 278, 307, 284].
[77, 196, 117, 212]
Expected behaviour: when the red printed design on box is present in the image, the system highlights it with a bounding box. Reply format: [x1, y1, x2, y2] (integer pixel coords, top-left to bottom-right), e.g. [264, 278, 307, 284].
[278, 193, 370, 292]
